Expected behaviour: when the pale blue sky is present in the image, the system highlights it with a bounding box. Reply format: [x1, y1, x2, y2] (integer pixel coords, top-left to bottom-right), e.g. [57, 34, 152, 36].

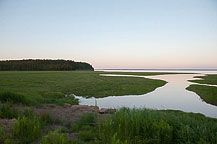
[0, 0, 217, 68]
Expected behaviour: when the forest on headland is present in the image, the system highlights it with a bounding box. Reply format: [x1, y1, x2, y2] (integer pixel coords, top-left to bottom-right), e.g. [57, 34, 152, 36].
[0, 59, 94, 71]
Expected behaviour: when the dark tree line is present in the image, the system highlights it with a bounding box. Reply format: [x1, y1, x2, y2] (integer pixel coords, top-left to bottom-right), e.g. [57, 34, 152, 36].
[0, 59, 94, 71]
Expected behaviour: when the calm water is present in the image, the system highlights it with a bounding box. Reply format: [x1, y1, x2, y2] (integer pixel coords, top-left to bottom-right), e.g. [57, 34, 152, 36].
[75, 70, 217, 118]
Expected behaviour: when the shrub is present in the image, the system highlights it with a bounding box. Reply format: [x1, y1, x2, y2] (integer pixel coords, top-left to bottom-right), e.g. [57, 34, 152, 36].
[0, 92, 30, 105]
[13, 116, 41, 143]
[41, 130, 69, 144]
[0, 103, 20, 119]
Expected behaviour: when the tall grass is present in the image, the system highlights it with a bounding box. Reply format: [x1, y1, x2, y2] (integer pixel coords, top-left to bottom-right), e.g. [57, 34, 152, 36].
[98, 108, 217, 144]
[78, 131, 95, 142]
[13, 116, 41, 143]
[0, 92, 31, 105]
[0, 103, 20, 119]
[71, 112, 97, 132]
[41, 130, 69, 144]
[0, 125, 6, 144]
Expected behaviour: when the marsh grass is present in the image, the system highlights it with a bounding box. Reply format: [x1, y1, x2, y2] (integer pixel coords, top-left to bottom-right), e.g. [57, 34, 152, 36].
[98, 108, 217, 144]
[39, 112, 54, 125]
[0, 125, 6, 144]
[41, 130, 69, 144]
[71, 112, 97, 132]
[22, 108, 36, 118]
[3, 139, 19, 144]
[1, 106, 217, 144]
[189, 74, 217, 85]
[13, 116, 41, 144]
[186, 84, 217, 106]
[78, 131, 95, 142]
[0, 103, 20, 119]
[0, 92, 30, 105]
[0, 71, 167, 101]
[44, 96, 79, 106]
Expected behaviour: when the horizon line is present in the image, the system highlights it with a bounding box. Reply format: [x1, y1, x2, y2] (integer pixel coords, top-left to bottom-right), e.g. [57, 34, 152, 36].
[96, 68, 217, 71]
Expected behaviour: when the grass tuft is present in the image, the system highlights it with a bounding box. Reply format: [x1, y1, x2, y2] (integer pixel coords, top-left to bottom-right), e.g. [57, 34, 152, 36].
[13, 116, 41, 144]
[0, 92, 31, 105]
[71, 112, 96, 132]
[0, 103, 20, 119]
[41, 130, 69, 144]
[78, 131, 95, 142]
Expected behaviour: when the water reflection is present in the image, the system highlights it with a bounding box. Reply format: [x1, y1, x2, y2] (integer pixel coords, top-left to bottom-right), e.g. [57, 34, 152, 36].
[75, 72, 217, 118]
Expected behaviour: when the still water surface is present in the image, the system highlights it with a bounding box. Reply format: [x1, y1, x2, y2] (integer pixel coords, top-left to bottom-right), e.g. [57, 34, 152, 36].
[75, 70, 217, 118]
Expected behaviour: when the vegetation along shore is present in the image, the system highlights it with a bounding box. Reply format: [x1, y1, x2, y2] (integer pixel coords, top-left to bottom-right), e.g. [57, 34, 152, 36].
[187, 74, 217, 106]
[0, 69, 217, 143]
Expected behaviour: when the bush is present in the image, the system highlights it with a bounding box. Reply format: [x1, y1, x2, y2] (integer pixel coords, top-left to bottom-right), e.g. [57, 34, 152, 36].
[0, 103, 20, 119]
[0, 92, 30, 105]
[41, 130, 69, 144]
[13, 116, 41, 143]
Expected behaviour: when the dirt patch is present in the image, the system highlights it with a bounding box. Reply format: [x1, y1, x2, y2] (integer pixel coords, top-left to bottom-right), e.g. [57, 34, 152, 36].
[32, 104, 99, 124]
[0, 118, 17, 132]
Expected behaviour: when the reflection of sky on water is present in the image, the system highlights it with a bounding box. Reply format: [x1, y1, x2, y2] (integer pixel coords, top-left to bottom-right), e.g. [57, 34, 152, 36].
[76, 71, 217, 118]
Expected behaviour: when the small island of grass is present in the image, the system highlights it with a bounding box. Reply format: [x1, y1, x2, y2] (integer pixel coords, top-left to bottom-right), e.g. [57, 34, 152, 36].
[188, 74, 217, 85]
[186, 74, 217, 106]
[186, 84, 217, 106]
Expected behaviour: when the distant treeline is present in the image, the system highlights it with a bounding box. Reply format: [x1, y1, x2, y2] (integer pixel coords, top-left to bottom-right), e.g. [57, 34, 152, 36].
[0, 59, 94, 71]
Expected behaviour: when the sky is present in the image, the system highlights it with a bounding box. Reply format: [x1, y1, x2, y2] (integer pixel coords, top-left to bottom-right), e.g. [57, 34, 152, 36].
[0, 0, 217, 69]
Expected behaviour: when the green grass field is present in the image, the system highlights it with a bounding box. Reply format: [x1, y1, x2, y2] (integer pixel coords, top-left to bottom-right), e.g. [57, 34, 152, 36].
[0, 71, 168, 105]
[187, 74, 217, 106]
[186, 84, 217, 106]
[189, 74, 217, 85]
